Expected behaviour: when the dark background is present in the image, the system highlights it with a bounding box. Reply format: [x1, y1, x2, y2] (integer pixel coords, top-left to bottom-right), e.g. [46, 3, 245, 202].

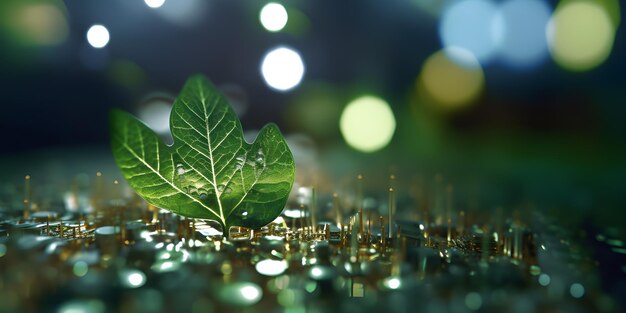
[0, 0, 624, 229]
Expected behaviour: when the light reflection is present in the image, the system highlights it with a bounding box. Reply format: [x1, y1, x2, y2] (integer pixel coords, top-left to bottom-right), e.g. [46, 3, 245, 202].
[57, 299, 105, 313]
[152, 260, 179, 273]
[161, 261, 173, 270]
[256, 259, 288, 276]
[284, 208, 307, 218]
[128, 273, 144, 286]
[121, 269, 146, 288]
[384, 277, 401, 289]
[220, 282, 263, 306]
[240, 285, 261, 301]
[310, 266, 323, 279]
[260, 46, 305, 92]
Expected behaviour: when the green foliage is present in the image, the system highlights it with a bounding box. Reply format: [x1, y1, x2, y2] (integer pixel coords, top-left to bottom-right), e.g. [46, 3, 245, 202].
[110, 75, 295, 230]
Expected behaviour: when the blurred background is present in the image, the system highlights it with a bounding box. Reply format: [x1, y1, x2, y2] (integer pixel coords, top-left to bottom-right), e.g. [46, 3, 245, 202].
[0, 0, 624, 230]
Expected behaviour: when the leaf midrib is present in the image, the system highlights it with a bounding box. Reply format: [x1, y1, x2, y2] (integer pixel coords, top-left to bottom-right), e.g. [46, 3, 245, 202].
[198, 84, 227, 226]
[115, 134, 220, 219]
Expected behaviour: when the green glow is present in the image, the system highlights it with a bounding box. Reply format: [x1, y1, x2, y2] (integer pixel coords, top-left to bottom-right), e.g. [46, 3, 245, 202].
[340, 96, 396, 153]
[73, 261, 88, 277]
[465, 292, 482, 310]
[549, 1, 615, 71]
[570, 283, 585, 298]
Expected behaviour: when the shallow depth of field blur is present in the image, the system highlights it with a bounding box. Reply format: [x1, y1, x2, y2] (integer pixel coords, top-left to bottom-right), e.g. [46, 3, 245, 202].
[0, 0, 624, 231]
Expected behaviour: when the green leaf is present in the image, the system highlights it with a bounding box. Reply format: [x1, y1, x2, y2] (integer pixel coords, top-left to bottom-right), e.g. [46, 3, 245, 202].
[110, 75, 295, 230]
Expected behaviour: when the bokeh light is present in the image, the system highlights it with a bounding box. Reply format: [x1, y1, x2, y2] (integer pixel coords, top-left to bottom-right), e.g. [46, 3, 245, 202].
[127, 273, 145, 287]
[340, 96, 396, 153]
[465, 292, 483, 310]
[9, 3, 68, 46]
[72, 261, 88, 277]
[497, 0, 551, 68]
[145, 0, 166, 9]
[153, 0, 206, 27]
[261, 46, 305, 92]
[57, 300, 105, 313]
[120, 269, 146, 288]
[138, 95, 173, 135]
[86, 25, 110, 49]
[538, 273, 551, 286]
[241, 285, 261, 301]
[255, 259, 288, 276]
[570, 283, 585, 298]
[384, 277, 401, 289]
[439, 0, 503, 65]
[419, 48, 484, 110]
[547, 1, 615, 71]
[219, 282, 263, 306]
[260, 3, 288, 32]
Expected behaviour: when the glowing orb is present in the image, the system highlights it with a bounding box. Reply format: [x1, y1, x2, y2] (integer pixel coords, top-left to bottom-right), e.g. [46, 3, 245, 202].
[419, 48, 484, 109]
[255, 259, 288, 276]
[260, 3, 288, 32]
[145, 0, 166, 8]
[548, 1, 615, 71]
[86, 25, 109, 49]
[261, 46, 305, 92]
[497, 0, 551, 68]
[439, 0, 503, 64]
[340, 96, 396, 153]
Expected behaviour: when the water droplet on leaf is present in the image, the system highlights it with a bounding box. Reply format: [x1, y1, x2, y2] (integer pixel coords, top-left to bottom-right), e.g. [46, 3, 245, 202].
[176, 164, 186, 175]
[235, 155, 246, 170]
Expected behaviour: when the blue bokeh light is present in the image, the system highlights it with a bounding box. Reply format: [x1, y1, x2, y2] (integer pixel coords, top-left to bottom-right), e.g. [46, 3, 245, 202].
[439, 0, 503, 66]
[497, 0, 551, 68]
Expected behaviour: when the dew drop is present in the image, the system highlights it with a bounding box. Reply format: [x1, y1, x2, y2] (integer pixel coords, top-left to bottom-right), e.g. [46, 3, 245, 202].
[199, 193, 208, 200]
[235, 155, 246, 170]
[176, 164, 186, 175]
[256, 149, 265, 164]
